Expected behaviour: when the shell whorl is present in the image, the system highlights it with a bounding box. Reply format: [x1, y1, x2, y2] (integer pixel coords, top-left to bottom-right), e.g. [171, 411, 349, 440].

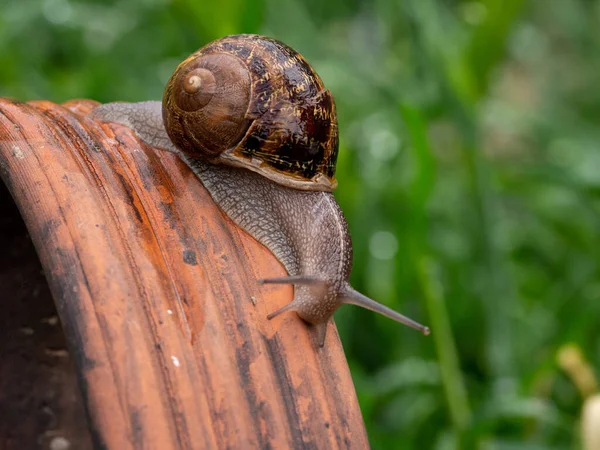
[164, 52, 252, 158]
[162, 34, 339, 192]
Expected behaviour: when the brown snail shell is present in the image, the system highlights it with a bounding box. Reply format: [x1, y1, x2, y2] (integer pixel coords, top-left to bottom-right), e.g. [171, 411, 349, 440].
[163, 34, 339, 192]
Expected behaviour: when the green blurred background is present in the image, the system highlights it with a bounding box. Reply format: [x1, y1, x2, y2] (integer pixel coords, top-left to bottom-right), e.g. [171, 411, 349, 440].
[2, 0, 600, 448]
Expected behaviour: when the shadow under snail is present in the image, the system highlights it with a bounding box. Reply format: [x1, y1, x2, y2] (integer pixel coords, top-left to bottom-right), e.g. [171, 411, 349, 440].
[90, 34, 430, 347]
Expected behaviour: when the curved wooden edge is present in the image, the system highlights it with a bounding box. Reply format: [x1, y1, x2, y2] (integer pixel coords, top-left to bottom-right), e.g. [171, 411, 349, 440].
[0, 98, 369, 449]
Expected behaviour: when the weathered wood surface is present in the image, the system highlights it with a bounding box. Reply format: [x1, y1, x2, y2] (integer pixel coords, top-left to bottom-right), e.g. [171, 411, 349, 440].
[0, 98, 369, 449]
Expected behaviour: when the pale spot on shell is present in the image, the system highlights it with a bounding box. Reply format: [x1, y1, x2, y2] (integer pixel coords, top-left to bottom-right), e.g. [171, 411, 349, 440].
[184, 75, 202, 94]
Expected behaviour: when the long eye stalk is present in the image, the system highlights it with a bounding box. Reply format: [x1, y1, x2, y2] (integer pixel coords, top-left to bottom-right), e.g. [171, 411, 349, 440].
[342, 288, 430, 335]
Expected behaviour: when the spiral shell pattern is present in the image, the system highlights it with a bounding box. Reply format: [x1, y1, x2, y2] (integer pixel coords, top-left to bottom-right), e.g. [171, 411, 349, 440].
[163, 34, 339, 191]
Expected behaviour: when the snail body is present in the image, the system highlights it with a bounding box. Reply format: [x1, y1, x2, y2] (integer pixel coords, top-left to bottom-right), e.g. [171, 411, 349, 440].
[90, 35, 429, 346]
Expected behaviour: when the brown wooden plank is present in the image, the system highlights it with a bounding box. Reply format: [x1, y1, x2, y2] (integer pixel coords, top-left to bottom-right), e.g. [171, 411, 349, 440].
[0, 98, 369, 449]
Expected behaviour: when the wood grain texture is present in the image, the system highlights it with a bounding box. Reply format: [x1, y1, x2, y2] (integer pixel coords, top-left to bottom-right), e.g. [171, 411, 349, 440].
[0, 98, 369, 449]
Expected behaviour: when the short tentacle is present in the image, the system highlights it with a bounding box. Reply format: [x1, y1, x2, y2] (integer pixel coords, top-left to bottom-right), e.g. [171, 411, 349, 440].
[263, 276, 328, 314]
[313, 322, 328, 347]
[266, 302, 298, 320]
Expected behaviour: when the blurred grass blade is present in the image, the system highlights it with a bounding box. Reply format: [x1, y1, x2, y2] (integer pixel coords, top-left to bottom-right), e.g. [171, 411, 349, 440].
[418, 257, 471, 431]
[466, 0, 527, 98]
[175, 0, 263, 39]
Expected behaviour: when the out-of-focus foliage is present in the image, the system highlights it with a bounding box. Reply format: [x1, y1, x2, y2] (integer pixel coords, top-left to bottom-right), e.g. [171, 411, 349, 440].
[2, 0, 599, 448]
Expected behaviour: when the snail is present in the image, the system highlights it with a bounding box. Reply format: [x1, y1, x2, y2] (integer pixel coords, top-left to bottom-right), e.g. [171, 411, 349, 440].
[89, 34, 430, 347]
